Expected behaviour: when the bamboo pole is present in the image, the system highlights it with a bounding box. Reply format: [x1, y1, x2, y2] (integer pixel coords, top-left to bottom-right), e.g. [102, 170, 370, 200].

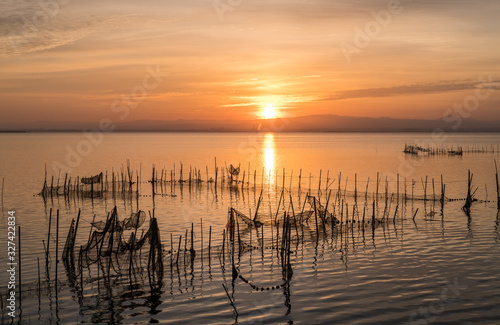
[393, 205, 398, 222]
[365, 177, 369, 203]
[404, 177, 407, 201]
[413, 208, 419, 221]
[208, 226, 212, 262]
[371, 200, 375, 229]
[80, 246, 84, 291]
[37, 257, 41, 299]
[46, 208, 52, 264]
[397, 174, 399, 204]
[298, 169, 302, 189]
[495, 160, 499, 209]
[176, 235, 182, 266]
[191, 223, 195, 255]
[463, 170, 473, 213]
[318, 170, 322, 196]
[362, 202, 366, 223]
[354, 173, 357, 203]
[55, 210, 59, 298]
[338, 199, 343, 226]
[441, 175, 445, 210]
[424, 176, 428, 202]
[432, 178, 435, 200]
[222, 229, 226, 262]
[2, 177, 5, 209]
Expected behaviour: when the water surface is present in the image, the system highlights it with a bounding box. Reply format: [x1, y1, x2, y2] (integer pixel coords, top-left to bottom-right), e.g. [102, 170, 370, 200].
[0, 132, 499, 324]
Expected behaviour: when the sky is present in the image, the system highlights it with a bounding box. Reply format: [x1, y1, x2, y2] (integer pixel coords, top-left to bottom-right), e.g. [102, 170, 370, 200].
[1, 0, 500, 126]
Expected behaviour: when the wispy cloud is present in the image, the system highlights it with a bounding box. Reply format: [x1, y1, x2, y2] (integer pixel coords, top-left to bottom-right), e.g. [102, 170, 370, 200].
[321, 79, 500, 101]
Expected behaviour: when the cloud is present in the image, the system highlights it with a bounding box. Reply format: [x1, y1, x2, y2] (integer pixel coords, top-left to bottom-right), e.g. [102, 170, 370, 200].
[320, 79, 500, 101]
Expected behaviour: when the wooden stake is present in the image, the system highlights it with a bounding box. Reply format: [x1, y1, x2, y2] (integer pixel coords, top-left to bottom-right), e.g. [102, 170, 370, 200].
[413, 208, 419, 221]
[393, 205, 399, 222]
[1, 177, 4, 209]
[424, 176, 428, 202]
[208, 226, 212, 261]
[318, 169, 322, 196]
[313, 197, 319, 239]
[397, 174, 399, 204]
[495, 160, 499, 209]
[55, 210, 59, 298]
[176, 235, 182, 266]
[354, 173, 357, 203]
[37, 257, 41, 298]
[46, 208, 52, 263]
[440, 175, 445, 208]
[432, 178, 435, 200]
[298, 169, 302, 189]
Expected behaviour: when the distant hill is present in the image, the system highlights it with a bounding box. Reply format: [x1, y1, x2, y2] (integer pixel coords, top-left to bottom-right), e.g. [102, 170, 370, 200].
[1, 114, 499, 132]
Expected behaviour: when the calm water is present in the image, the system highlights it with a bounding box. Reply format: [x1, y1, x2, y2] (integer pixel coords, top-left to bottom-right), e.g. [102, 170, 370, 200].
[0, 132, 500, 324]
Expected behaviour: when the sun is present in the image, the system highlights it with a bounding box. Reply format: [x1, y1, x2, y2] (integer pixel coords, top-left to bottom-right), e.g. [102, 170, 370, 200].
[261, 103, 278, 119]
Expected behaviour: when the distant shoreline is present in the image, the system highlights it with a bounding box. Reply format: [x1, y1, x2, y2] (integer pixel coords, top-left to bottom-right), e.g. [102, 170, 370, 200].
[1, 130, 500, 133]
[2, 114, 500, 133]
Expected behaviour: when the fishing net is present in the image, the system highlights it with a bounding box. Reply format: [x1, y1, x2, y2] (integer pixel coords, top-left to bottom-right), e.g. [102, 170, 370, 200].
[229, 164, 240, 176]
[306, 195, 336, 223]
[81, 172, 103, 184]
[62, 218, 77, 260]
[232, 208, 254, 227]
[62, 207, 163, 285]
[123, 211, 147, 230]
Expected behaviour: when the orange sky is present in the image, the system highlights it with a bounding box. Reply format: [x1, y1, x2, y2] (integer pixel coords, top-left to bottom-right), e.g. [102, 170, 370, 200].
[1, 0, 500, 126]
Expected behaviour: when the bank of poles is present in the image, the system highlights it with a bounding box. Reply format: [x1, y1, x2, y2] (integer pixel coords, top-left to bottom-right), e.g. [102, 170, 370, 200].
[149, 158, 500, 221]
[40, 157, 497, 211]
[404, 143, 500, 156]
[149, 159, 446, 204]
[40, 162, 141, 202]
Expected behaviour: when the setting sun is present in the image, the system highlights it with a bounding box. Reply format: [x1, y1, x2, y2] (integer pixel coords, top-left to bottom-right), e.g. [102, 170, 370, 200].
[261, 104, 278, 119]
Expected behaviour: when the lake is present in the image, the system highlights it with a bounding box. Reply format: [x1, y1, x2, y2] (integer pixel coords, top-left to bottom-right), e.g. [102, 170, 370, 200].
[0, 132, 499, 324]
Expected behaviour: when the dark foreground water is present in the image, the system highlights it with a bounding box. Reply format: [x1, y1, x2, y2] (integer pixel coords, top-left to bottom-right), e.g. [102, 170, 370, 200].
[0, 132, 499, 324]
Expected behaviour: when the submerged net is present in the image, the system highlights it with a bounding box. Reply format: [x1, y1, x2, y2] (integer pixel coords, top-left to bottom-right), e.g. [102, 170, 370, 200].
[62, 207, 163, 286]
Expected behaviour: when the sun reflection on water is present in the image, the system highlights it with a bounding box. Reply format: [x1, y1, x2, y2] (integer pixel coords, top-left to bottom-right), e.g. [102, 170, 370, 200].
[263, 133, 275, 186]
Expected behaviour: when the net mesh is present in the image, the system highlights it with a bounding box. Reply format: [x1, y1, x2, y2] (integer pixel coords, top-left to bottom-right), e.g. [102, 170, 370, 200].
[62, 207, 163, 286]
